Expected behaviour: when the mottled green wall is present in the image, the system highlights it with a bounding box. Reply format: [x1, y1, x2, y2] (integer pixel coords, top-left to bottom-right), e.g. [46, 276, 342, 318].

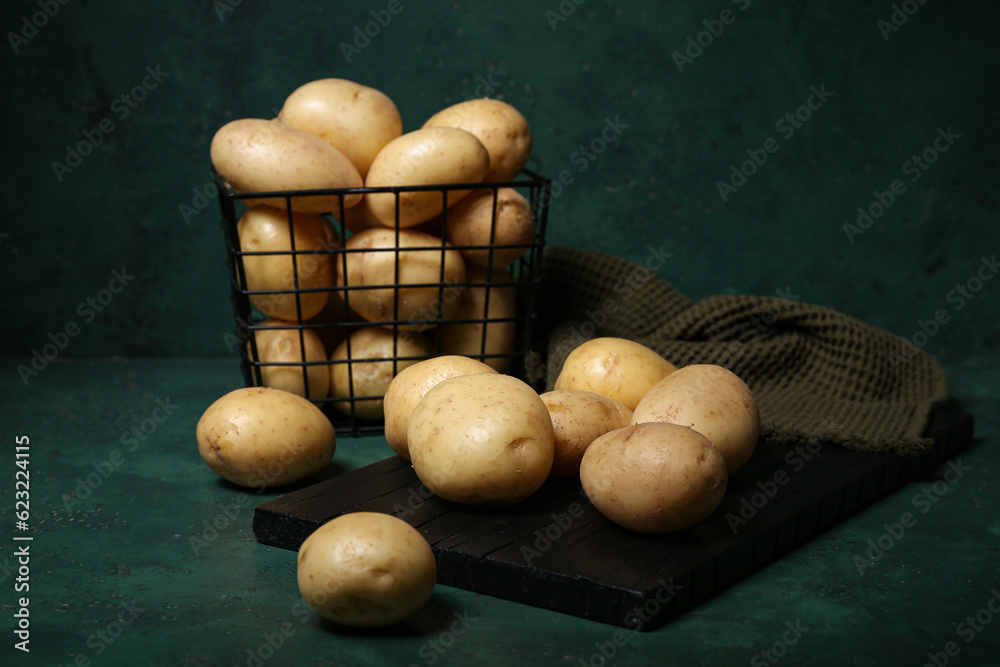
[3, 0, 997, 368]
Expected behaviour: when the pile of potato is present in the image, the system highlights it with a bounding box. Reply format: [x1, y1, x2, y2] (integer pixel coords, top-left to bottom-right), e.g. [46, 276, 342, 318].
[209, 78, 539, 419]
[385, 336, 760, 534]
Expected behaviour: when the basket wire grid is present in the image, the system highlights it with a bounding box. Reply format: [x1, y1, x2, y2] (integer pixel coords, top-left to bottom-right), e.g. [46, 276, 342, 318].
[216, 171, 551, 436]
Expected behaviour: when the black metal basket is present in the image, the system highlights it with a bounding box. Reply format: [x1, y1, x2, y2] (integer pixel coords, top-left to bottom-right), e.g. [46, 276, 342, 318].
[216, 170, 551, 436]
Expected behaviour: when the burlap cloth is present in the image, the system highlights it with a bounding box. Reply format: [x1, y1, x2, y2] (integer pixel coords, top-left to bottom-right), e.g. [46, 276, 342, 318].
[532, 245, 949, 456]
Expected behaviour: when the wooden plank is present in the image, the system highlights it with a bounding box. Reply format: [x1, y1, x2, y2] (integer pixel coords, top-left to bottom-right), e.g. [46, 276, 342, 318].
[252, 410, 974, 630]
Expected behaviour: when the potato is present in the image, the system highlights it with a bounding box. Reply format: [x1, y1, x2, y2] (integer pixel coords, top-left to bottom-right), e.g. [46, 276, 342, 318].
[364, 127, 490, 228]
[438, 265, 517, 372]
[580, 422, 727, 533]
[443, 188, 537, 268]
[423, 98, 532, 182]
[631, 364, 760, 474]
[210, 118, 362, 213]
[554, 337, 677, 411]
[279, 78, 403, 178]
[247, 318, 329, 400]
[337, 228, 467, 329]
[383, 355, 499, 461]
[297, 512, 436, 627]
[237, 204, 337, 321]
[408, 373, 555, 505]
[196, 387, 336, 488]
[329, 326, 434, 421]
[540, 389, 633, 476]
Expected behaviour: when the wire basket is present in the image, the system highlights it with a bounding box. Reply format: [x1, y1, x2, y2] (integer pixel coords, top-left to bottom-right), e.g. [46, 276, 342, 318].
[215, 170, 551, 436]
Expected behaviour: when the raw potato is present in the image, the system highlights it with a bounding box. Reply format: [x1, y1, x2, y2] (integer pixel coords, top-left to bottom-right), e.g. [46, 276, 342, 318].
[337, 228, 467, 329]
[438, 265, 517, 372]
[631, 364, 760, 474]
[279, 78, 403, 178]
[540, 389, 633, 476]
[554, 337, 677, 411]
[364, 127, 490, 228]
[329, 326, 434, 421]
[247, 318, 329, 400]
[407, 373, 555, 505]
[210, 118, 363, 213]
[580, 422, 727, 533]
[237, 204, 337, 321]
[444, 188, 537, 268]
[383, 356, 499, 461]
[297, 512, 436, 627]
[423, 98, 532, 182]
[196, 387, 336, 488]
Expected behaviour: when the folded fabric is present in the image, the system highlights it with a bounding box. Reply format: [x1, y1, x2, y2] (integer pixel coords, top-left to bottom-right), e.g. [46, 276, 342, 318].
[535, 245, 949, 456]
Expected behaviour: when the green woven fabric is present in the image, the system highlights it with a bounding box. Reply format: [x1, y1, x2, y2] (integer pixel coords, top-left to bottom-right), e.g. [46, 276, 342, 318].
[536, 245, 949, 455]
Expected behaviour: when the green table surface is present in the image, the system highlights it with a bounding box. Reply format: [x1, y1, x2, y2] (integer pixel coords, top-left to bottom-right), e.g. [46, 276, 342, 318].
[0, 357, 996, 666]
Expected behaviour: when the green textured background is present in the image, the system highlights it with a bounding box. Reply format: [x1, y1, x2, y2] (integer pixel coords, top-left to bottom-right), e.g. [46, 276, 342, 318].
[1, 1, 998, 665]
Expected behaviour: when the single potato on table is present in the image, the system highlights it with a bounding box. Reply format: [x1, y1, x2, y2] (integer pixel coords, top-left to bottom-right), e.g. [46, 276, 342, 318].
[278, 78, 403, 178]
[237, 204, 338, 321]
[407, 373, 555, 505]
[247, 318, 329, 400]
[423, 97, 532, 182]
[329, 326, 434, 421]
[554, 337, 677, 411]
[540, 389, 633, 476]
[196, 387, 336, 488]
[580, 422, 727, 533]
[297, 511, 436, 627]
[210, 118, 362, 213]
[364, 127, 490, 228]
[631, 363, 760, 474]
[382, 355, 499, 461]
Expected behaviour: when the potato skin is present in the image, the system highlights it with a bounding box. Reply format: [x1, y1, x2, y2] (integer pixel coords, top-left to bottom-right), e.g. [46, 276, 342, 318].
[407, 373, 555, 505]
[554, 337, 677, 411]
[580, 422, 727, 533]
[438, 265, 517, 372]
[423, 98, 532, 182]
[210, 118, 362, 213]
[196, 387, 336, 488]
[247, 318, 329, 400]
[443, 188, 537, 268]
[364, 127, 490, 228]
[540, 389, 633, 476]
[631, 364, 760, 474]
[297, 512, 436, 627]
[383, 355, 498, 461]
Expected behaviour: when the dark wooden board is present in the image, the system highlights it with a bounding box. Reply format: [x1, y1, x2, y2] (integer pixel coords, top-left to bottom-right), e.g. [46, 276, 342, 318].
[252, 410, 974, 630]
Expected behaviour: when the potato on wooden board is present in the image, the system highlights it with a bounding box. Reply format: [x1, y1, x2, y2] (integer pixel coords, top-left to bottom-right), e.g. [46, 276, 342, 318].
[631, 364, 760, 474]
[407, 373, 555, 505]
[382, 355, 499, 461]
[554, 337, 677, 411]
[580, 422, 727, 533]
[297, 512, 436, 627]
[196, 387, 336, 488]
[540, 389, 633, 476]
[210, 118, 362, 213]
